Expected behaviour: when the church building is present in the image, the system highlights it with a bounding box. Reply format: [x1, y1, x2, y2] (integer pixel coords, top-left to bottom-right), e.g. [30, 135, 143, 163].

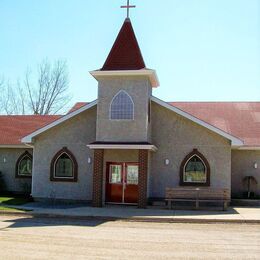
[0, 17, 259, 208]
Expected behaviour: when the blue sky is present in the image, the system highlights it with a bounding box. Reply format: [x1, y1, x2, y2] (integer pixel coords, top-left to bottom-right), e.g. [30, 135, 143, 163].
[0, 0, 259, 108]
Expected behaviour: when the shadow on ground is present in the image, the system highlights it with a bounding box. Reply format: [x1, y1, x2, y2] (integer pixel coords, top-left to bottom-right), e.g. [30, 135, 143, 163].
[1, 216, 112, 230]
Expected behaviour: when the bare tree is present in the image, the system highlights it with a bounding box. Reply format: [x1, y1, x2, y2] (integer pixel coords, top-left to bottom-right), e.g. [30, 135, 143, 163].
[0, 60, 71, 115]
[0, 79, 20, 115]
[0, 77, 3, 87]
[0, 78, 4, 112]
[25, 60, 71, 115]
[0, 78, 30, 115]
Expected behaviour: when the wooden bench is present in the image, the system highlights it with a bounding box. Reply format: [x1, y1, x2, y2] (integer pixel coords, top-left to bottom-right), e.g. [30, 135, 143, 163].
[165, 188, 230, 210]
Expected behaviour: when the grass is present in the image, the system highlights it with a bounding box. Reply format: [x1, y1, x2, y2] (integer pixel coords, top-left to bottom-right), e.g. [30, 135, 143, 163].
[0, 196, 31, 212]
[0, 206, 25, 212]
[0, 196, 30, 206]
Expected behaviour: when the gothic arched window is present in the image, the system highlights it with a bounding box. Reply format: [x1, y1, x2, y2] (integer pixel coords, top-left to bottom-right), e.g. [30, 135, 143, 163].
[110, 90, 134, 120]
[50, 147, 78, 182]
[16, 151, 32, 178]
[180, 149, 210, 186]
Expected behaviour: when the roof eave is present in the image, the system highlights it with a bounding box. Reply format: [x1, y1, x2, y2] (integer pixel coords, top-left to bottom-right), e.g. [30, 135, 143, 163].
[90, 69, 160, 88]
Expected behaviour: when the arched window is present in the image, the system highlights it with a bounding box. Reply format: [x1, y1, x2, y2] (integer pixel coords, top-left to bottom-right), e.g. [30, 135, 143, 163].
[16, 151, 32, 178]
[50, 147, 78, 182]
[180, 149, 210, 186]
[110, 90, 134, 120]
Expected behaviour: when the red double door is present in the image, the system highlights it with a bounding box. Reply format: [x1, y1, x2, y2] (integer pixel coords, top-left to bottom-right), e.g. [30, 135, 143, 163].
[106, 162, 139, 204]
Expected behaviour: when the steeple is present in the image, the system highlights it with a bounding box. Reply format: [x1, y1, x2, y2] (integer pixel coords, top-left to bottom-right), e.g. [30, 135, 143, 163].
[101, 18, 146, 71]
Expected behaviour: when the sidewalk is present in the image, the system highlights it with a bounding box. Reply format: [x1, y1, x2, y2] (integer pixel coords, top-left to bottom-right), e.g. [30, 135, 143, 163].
[1, 202, 260, 224]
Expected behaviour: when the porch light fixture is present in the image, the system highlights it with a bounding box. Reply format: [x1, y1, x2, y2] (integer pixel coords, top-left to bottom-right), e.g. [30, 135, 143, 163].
[87, 157, 92, 164]
[3, 157, 6, 163]
[254, 162, 258, 169]
[165, 159, 170, 165]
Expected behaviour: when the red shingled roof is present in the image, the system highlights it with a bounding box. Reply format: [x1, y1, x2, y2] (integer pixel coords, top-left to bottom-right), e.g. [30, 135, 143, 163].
[1, 101, 260, 147]
[67, 102, 89, 113]
[170, 102, 260, 147]
[0, 115, 60, 145]
[68, 103, 88, 112]
[67, 101, 260, 146]
[101, 18, 145, 71]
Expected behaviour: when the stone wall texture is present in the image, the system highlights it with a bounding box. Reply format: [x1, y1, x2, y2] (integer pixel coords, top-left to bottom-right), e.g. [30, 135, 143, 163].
[92, 149, 104, 207]
[138, 150, 148, 208]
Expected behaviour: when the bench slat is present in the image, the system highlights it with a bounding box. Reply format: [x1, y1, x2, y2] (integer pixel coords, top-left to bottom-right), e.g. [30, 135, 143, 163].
[165, 187, 230, 210]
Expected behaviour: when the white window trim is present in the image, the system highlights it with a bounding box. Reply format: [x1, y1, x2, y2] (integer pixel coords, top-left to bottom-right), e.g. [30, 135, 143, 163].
[53, 152, 75, 179]
[17, 154, 32, 176]
[109, 90, 135, 121]
[183, 154, 207, 184]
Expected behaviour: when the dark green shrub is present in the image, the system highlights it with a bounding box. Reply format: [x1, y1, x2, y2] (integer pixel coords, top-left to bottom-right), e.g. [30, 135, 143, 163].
[0, 171, 6, 194]
[21, 182, 32, 195]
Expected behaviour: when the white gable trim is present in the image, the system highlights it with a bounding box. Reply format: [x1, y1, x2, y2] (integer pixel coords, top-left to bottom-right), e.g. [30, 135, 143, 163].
[151, 96, 244, 147]
[21, 100, 97, 143]
[90, 69, 160, 88]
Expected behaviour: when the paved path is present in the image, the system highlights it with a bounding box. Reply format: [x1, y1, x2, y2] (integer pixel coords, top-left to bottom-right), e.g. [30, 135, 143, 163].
[0, 215, 259, 259]
[7, 203, 260, 223]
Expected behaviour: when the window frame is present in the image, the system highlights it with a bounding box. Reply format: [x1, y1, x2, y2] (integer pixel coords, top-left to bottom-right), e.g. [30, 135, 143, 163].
[109, 164, 123, 184]
[15, 151, 33, 178]
[50, 147, 78, 182]
[179, 149, 210, 186]
[109, 90, 134, 121]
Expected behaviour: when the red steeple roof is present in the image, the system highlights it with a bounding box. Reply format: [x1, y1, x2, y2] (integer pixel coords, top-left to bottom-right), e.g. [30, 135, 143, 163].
[101, 18, 146, 71]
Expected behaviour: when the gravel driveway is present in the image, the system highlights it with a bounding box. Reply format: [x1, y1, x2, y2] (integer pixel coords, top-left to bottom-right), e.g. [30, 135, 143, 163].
[0, 215, 259, 259]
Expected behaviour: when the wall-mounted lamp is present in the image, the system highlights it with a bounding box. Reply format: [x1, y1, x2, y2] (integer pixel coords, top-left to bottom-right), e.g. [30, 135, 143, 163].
[165, 159, 170, 166]
[3, 157, 6, 163]
[254, 162, 258, 169]
[87, 157, 92, 164]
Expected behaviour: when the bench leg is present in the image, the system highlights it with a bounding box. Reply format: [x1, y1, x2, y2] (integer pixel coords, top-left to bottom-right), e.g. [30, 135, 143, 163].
[223, 201, 228, 211]
[167, 200, 172, 210]
[195, 200, 199, 209]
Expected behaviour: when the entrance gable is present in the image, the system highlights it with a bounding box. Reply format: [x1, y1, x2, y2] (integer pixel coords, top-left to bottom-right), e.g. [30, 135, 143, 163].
[151, 96, 243, 147]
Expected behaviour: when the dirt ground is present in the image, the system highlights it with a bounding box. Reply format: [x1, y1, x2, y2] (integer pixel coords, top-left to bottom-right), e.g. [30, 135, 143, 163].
[0, 215, 259, 259]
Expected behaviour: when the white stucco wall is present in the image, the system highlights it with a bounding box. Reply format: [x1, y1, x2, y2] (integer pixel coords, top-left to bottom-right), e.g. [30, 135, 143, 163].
[231, 150, 260, 198]
[149, 102, 232, 199]
[32, 106, 96, 201]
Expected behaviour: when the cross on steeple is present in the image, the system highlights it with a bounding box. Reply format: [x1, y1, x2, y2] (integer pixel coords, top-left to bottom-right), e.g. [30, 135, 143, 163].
[121, 0, 136, 19]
